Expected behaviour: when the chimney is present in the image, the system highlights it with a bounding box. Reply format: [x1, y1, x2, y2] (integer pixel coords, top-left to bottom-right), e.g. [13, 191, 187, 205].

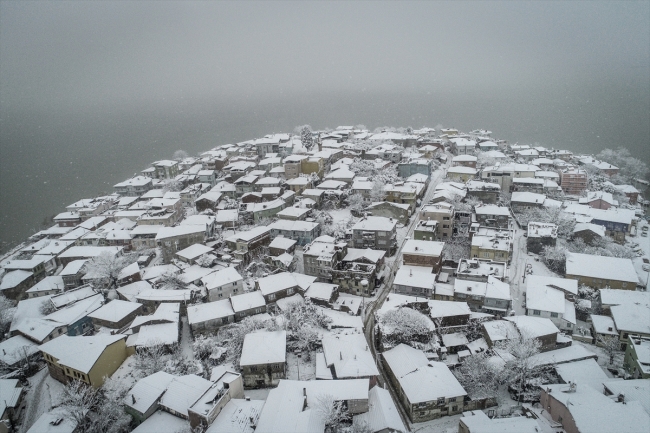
[303, 388, 307, 397]
[131, 394, 136, 404]
[618, 393, 625, 403]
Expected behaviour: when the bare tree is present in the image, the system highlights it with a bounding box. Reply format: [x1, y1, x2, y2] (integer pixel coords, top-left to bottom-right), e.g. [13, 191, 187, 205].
[157, 272, 188, 291]
[133, 343, 168, 377]
[369, 179, 387, 203]
[39, 298, 57, 315]
[496, 329, 542, 402]
[60, 380, 98, 429]
[173, 149, 189, 160]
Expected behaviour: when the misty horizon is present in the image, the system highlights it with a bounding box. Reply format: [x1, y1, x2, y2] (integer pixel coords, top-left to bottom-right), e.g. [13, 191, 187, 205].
[1, 1, 649, 248]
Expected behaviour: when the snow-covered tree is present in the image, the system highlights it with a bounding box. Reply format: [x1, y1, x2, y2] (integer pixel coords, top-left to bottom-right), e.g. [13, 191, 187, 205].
[347, 193, 365, 213]
[39, 298, 57, 315]
[173, 149, 189, 160]
[370, 179, 387, 203]
[60, 380, 98, 429]
[496, 329, 543, 402]
[315, 393, 348, 431]
[84, 251, 138, 293]
[157, 272, 188, 291]
[217, 317, 271, 369]
[540, 243, 567, 274]
[162, 179, 184, 193]
[0, 295, 16, 335]
[299, 125, 314, 151]
[92, 377, 132, 433]
[596, 147, 649, 183]
[282, 299, 333, 358]
[133, 344, 168, 377]
[378, 307, 435, 349]
[597, 335, 622, 366]
[516, 207, 575, 239]
[454, 351, 502, 400]
[442, 234, 471, 262]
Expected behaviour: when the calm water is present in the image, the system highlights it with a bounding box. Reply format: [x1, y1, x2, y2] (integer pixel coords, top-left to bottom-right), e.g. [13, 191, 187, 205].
[1, 88, 649, 251]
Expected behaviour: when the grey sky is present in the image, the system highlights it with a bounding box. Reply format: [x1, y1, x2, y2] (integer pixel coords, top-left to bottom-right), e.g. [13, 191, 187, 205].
[2, 1, 648, 109]
[1, 1, 649, 249]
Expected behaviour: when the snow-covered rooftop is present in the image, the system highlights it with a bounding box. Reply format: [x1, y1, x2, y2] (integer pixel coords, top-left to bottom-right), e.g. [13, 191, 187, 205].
[187, 299, 235, 325]
[159, 374, 213, 417]
[240, 331, 286, 366]
[88, 299, 141, 323]
[565, 252, 638, 284]
[39, 334, 126, 374]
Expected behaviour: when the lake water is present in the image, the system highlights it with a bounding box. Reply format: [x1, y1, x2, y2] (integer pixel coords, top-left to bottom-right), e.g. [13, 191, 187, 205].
[1, 88, 648, 251]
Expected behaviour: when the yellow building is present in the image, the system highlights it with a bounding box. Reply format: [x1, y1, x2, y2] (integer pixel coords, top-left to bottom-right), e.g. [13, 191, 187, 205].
[40, 334, 127, 389]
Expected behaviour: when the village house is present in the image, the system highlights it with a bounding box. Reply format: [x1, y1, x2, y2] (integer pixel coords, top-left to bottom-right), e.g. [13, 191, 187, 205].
[402, 239, 444, 271]
[366, 201, 411, 224]
[321, 333, 379, 385]
[558, 168, 588, 196]
[195, 190, 223, 212]
[456, 259, 507, 282]
[624, 335, 650, 379]
[565, 252, 638, 290]
[510, 191, 546, 211]
[332, 247, 385, 295]
[276, 205, 311, 221]
[351, 216, 397, 253]
[449, 137, 476, 155]
[526, 221, 557, 254]
[224, 226, 272, 264]
[480, 163, 539, 192]
[255, 272, 316, 305]
[420, 202, 454, 240]
[187, 299, 235, 334]
[113, 176, 153, 197]
[88, 300, 143, 329]
[384, 183, 420, 210]
[187, 369, 245, 430]
[446, 166, 477, 182]
[398, 158, 434, 178]
[156, 225, 206, 264]
[525, 284, 576, 334]
[470, 234, 511, 262]
[202, 267, 244, 301]
[0, 270, 34, 301]
[230, 290, 267, 321]
[40, 333, 127, 388]
[393, 265, 436, 298]
[268, 219, 321, 246]
[25, 275, 64, 298]
[466, 180, 501, 204]
[240, 330, 286, 388]
[413, 219, 438, 241]
[382, 344, 467, 422]
[579, 191, 618, 209]
[451, 154, 478, 169]
[539, 383, 649, 433]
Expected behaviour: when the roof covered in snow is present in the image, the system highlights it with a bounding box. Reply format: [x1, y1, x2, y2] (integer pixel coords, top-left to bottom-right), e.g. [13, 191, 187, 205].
[321, 333, 378, 379]
[39, 334, 126, 374]
[565, 252, 638, 284]
[240, 331, 286, 366]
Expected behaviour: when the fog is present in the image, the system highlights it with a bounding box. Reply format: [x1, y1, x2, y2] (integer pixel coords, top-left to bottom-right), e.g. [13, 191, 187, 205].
[1, 1, 649, 249]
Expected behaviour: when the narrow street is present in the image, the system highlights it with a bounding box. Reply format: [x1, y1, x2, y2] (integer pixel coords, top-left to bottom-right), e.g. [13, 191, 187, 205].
[362, 153, 452, 431]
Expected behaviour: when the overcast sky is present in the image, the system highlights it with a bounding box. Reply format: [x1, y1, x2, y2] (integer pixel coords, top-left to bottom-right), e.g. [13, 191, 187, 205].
[2, 1, 648, 111]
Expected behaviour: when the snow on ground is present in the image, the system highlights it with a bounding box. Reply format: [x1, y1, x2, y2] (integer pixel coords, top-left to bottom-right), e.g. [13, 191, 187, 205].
[180, 316, 195, 360]
[243, 388, 271, 401]
[111, 354, 140, 387]
[572, 340, 622, 376]
[286, 351, 316, 381]
[19, 367, 64, 433]
[328, 208, 353, 225]
[410, 413, 463, 433]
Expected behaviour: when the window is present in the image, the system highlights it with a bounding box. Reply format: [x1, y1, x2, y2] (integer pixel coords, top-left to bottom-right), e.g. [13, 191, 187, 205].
[550, 312, 558, 318]
[449, 397, 456, 402]
[233, 282, 237, 286]
[268, 294, 275, 300]
[437, 397, 445, 406]
[533, 310, 541, 316]
[287, 288, 294, 295]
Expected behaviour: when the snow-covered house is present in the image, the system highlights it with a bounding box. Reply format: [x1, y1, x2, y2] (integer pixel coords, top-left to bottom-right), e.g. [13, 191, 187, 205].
[565, 252, 638, 290]
[540, 383, 649, 433]
[268, 220, 321, 246]
[579, 191, 618, 210]
[254, 379, 369, 433]
[459, 410, 541, 433]
[351, 216, 397, 253]
[159, 374, 214, 420]
[187, 299, 236, 334]
[504, 316, 560, 352]
[155, 226, 206, 264]
[525, 284, 576, 334]
[87, 299, 143, 329]
[393, 265, 436, 298]
[230, 291, 267, 321]
[255, 272, 316, 305]
[331, 247, 385, 295]
[321, 334, 379, 385]
[382, 344, 467, 422]
[224, 226, 272, 264]
[202, 267, 244, 301]
[187, 369, 245, 429]
[473, 205, 510, 229]
[402, 239, 444, 271]
[526, 221, 557, 254]
[240, 331, 287, 388]
[124, 371, 176, 424]
[40, 333, 127, 388]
